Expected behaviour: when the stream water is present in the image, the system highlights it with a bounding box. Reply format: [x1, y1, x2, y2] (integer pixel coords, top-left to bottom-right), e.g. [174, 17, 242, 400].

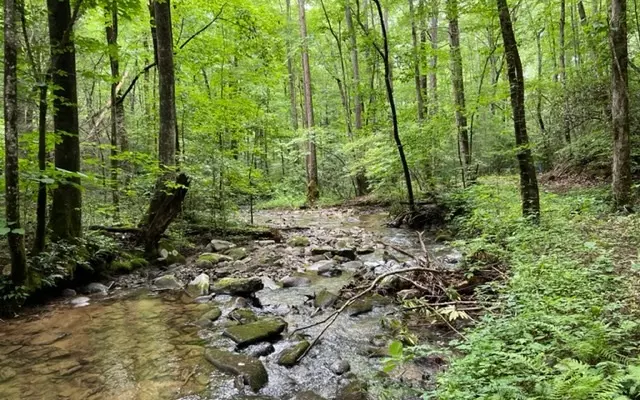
[0, 208, 458, 400]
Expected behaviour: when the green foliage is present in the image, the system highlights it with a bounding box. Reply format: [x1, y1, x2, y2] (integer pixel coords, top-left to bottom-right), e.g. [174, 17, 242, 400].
[433, 179, 640, 400]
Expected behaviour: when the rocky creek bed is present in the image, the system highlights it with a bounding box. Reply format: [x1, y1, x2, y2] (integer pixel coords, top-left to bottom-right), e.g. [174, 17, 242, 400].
[0, 207, 462, 400]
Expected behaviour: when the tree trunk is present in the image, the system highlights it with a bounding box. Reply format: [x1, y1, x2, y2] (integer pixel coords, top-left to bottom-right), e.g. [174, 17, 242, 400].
[611, 0, 631, 208]
[140, 0, 189, 252]
[446, 0, 472, 180]
[428, 0, 439, 114]
[34, 85, 48, 255]
[372, 0, 415, 209]
[286, 0, 299, 131]
[409, 0, 425, 121]
[536, 29, 550, 169]
[4, 0, 28, 284]
[47, 0, 82, 241]
[346, 1, 369, 196]
[106, 0, 120, 219]
[497, 0, 541, 220]
[298, 0, 319, 204]
[560, 0, 572, 145]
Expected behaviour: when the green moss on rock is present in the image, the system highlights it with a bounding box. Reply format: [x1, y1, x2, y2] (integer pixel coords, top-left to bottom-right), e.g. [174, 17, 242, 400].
[277, 341, 310, 367]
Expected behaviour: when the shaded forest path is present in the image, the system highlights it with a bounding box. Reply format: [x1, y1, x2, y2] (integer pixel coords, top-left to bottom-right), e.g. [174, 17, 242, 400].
[0, 207, 461, 399]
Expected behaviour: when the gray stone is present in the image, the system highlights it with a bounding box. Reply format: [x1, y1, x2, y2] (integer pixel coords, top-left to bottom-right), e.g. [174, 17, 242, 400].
[226, 247, 249, 260]
[288, 236, 310, 247]
[70, 296, 90, 307]
[61, 288, 76, 297]
[309, 254, 329, 262]
[153, 274, 183, 290]
[341, 261, 364, 271]
[211, 239, 236, 252]
[356, 247, 375, 255]
[277, 340, 310, 367]
[81, 282, 108, 295]
[292, 392, 327, 400]
[204, 348, 268, 392]
[243, 342, 275, 358]
[255, 240, 276, 246]
[280, 276, 311, 288]
[308, 259, 336, 272]
[336, 380, 368, 400]
[197, 253, 233, 267]
[314, 289, 338, 309]
[187, 273, 210, 297]
[311, 246, 334, 255]
[212, 277, 264, 296]
[223, 318, 287, 346]
[334, 248, 357, 260]
[195, 307, 222, 327]
[397, 289, 421, 300]
[347, 298, 373, 316]
[330, 360, 351, 375]
[228, 308, 258, 324]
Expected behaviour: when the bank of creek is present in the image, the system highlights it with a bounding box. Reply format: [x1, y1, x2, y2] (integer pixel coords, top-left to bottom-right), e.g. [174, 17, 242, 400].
[0, 207, 463, 400]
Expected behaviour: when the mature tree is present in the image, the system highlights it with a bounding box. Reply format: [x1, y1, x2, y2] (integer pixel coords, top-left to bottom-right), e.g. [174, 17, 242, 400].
[286, 0, 299, 131]
[409, 0, 425, 121]
[298, 0, 319, 204]
[446, 0, 471, 182]
[5, 0, 28, 284]
[610, 0, 631, 208]
[47, 0, 82, 241]
[559, 0, 571, 145]
[106, 0, 121, 217]
[497, 0, 541, 219]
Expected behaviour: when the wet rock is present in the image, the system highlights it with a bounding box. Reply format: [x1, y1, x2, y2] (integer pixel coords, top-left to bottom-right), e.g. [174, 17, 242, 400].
[153, 274, 184, 290]
[288, 236, 310, 247]
[308, 259, 336, 272]
[0, 366, 16, 383]
[280, 276, 311, 288]
[309, 254, 329, 262]
[356, 247, 375, 255]
[347, 298, 373, 316]
[187, 273, 210, 297]
[341, 261, 364, 271]
[336, 380, 368, 400]
[334, 248, 357, 260]
[262, 277, 279, 290]
[226, 247, 248, 260]
[360, 346, 388, 358]
[197, 253, 233, 268]
[311, 246, 334, 255]
[223, 318, 287, 346]
[243, 342, 275, 358]
[255, 240, 276, 246]
[292, 392, 327, 400]
[330, 360, 351, 375]
[210, 239, 236, 252]
[228, 308, 258, 324]
[81, 282, 108, 295]
[204, 348, 268, 392]
[277, 340, 310, 367]
[397, 289, 421, 300]
[314, 289, 338, 309]
[212, 277, 264, 296]
[196, 307, 222, 327]
[194, 294, 215, 303]
[70, 296, 90, 307]
[62, 288, 76, 297]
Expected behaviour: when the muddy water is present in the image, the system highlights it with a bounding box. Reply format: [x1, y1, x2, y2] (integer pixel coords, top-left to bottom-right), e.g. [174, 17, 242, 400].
[0, 208, 453, 400]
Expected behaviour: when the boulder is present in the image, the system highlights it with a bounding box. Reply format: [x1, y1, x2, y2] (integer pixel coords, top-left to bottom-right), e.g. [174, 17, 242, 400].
[187, 274, 210, 297]
[204, 348, 268, 392]
[228, 308, 258, 324]
[195, 307, 222, 327]
[255, 240, 276, 246]
[226, 247, 249, 260]
[81, 282, 108, 295]
[280, 276, 311, 288]
[311, 246, 334, 255]
[356, 247, 375, 255]
[397, 289, 421, 300]
[314, 289, 338, 309]
[288, 236, 310, 247]
[330, 360, 351, 375]
[277, 340, 310, 367]
[223, 318, 287, 346]
[347, 298, 373, 316]
[308, 260, 336, 272]
[197, 253, 233, 268]
[243, 342, 275, 358]
[153, 274, 183, 290]
[336, 380, 368, 400]
[309, 254, 329, 262]
[341, 261, 364, 271]
[334, 248, 357, 260]
[62, 288, 77, 297]
[70, 296, 90, 307]
[212, 277, 264, 296]
[210, 239, 236, 252]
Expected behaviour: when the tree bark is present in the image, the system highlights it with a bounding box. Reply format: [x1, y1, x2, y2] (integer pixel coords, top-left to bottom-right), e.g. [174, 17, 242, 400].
[560, 0, 572, 145]
[298, 0, 319, 204]
[286, 0, 299, 131]
[409, 0, 425, 121]
[106, 0, 120, 218]
[611, 0, 631, 208]
[372, 0, 415, 209]
[446, 0, 471, 179]
[4, 0, 28, 284]
[47, 0, 82, 241]
[497, 0, 541, 220]
[428, 2, 439, 114]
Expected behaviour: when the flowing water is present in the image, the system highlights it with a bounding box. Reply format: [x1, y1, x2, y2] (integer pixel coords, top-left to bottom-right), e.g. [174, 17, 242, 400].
[0, 208, 457, 400]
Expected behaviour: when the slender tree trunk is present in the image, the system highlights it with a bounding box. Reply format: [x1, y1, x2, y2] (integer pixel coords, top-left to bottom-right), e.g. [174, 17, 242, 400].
[106, 0, 120, 218]
[611, 0, 631, 208]
[560, 0, 572, 145]
[446, 0, 472, 180]
[428, 0, 439, 114]
[298, 0, 319, 204]
[497, 0, 541, 220]
[372, 0, 415, 209]
[34, 85, 48, 254]
[409, 0, 425, 121]
[346, 0, 369, 195]
[4, 0, 27, 284]
[286, 0, 299, 131]
[536, 29, 550, 168]
[47, 0, 82, 241]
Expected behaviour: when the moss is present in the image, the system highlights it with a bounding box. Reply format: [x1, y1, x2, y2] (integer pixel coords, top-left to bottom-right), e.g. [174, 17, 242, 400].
[197, 253, 232, 265]
[287, 236, 310, 247]
[277, 341, 310, 367]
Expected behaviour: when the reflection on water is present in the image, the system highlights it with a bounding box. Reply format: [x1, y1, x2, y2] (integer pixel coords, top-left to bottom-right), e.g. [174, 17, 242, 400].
[0, 290, 213, 400]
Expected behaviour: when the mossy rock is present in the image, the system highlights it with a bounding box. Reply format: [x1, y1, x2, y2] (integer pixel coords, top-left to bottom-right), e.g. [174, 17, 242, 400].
[229, 308, 258, 324]
[204, 348, 268, 392]
[347, 298, 373, 316]
[212, 277, 263, 296]
[314, 289, 338, 309]
[435, 229, 454, 243]
[336, 380, 368, 400]
[225, 247, 249, 260]
[111, 257, 149, 273]
[196, 307, 222, 327]
[197, 253, 233, 266]
[288, 236, 310, 247]
[222, 318, 287, 346]
[277, 341, 310, 367]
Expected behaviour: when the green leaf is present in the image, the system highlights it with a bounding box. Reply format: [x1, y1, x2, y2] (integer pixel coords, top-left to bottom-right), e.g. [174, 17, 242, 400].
[10, 228, 25, 235]
[388, 341, 403, 358]
[0, 227, 10, 235]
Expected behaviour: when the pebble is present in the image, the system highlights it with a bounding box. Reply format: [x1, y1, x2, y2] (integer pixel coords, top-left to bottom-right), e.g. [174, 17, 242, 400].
[330, 360, 351, 375]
